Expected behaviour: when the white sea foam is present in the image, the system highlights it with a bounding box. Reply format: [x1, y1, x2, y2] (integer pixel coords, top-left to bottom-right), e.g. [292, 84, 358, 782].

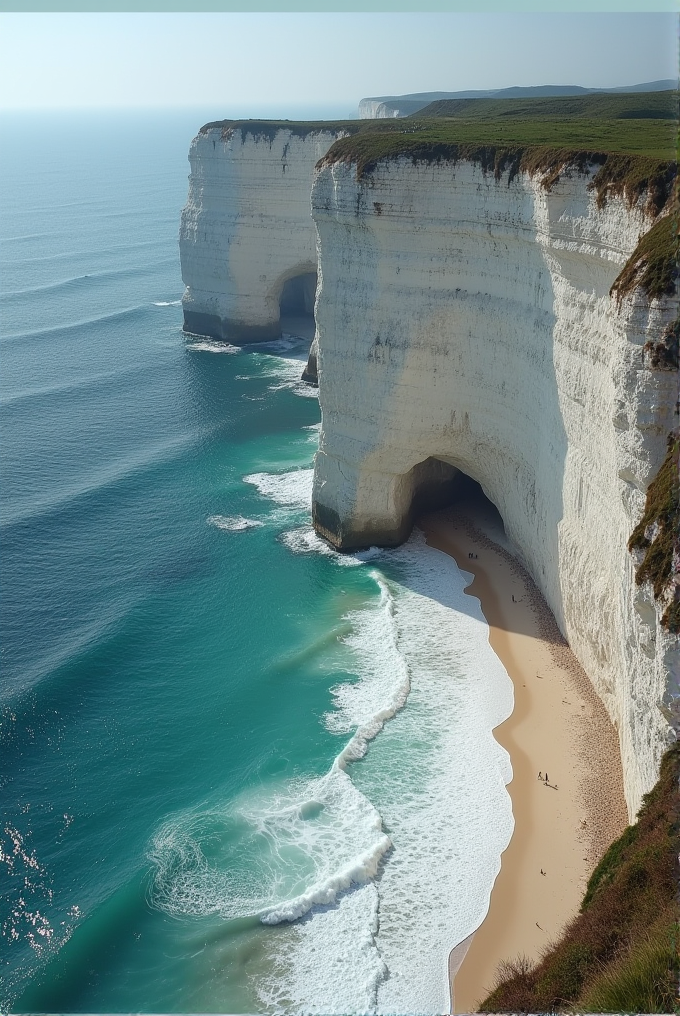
[239, 457, 515, 1013]
[208, 515, 264, 532]
[257, 883, 386, 1016]
[245, 336, 301, 354]
[244, 469, 314, 510]
[185, 339, 241, 354]
[153, 300, 182, 306]
[280, 526, 342, 560]
[148, 759, 391, 928]
[256, 528, 515, 1015]
[362, 532, 514, 1012]
[261, 360, 308, 384]
[291, 383, 319, 399]
[263, 363, 318, 400]
[281, 525, 382, 568]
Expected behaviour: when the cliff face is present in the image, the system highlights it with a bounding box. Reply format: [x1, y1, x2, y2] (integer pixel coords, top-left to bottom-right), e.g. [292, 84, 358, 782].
[310, 157, 677, 819]
[179, 124, 677, 820]
[179, 126, 343, 342]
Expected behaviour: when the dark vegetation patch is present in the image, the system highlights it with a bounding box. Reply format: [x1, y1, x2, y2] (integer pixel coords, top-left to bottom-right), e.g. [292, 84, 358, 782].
[591, 155, 676, 216]
[478, 744, 680, 1012]
[198, 119, 361, 143]
[611, 213, 678, 301]
[644, 317, 680, 371]
[419, 90, 678, 121]
[628, 433, 680, 633]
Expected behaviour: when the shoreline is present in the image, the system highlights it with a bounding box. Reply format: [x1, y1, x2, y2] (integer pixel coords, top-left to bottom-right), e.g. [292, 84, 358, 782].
[418, 504, 628, 1013]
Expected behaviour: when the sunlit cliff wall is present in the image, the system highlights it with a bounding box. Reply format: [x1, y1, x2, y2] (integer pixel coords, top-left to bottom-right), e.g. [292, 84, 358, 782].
[310, 157, 677, 819]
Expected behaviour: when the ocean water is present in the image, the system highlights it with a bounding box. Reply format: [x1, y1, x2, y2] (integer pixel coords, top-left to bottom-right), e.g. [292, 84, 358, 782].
[0, 109, 514, 1014]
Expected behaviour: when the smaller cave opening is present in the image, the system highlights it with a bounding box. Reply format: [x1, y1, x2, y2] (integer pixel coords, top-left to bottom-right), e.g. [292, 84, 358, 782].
[279, 272, 317, 341]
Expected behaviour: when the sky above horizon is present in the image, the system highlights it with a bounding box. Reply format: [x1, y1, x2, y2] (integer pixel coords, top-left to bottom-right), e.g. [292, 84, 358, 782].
[0, 12, 675, 114]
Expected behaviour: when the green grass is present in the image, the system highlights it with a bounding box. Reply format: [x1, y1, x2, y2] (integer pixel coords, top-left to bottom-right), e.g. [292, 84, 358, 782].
[611, 214, 678, 300]
[419, 90, 678, 122]
[317, 118, 675, 172]
[577, 915, 680, 1014]
[478, 744, 680, 1013]
[580, 825, 639, 910]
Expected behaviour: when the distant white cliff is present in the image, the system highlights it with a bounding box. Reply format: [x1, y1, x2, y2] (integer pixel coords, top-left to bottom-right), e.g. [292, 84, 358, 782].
[357, 81, 679, 118]
[358, 99, 406, 119]
[179, 126, 678, 821]
[179, 124, 345, 342]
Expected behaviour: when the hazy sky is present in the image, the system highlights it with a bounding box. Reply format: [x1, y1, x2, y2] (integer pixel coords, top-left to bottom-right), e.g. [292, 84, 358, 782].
[0, 12, 675, 112]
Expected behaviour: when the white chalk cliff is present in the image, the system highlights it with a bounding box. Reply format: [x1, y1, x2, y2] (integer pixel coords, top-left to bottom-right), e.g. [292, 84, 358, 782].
[179, 124, 345, 342]
[180, 128, 678, 821]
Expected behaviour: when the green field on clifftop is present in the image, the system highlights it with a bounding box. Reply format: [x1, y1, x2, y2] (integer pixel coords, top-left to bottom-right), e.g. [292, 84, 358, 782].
[319, 117, 674, 173]
[204, 114, 674, 162]
[206, 91, 676, 183]
[418, 89, 678, 122]
[202, 91, 677, 163]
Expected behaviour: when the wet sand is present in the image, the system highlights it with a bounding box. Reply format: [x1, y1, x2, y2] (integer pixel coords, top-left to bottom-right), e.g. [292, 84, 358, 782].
[418, 504, 628, 1014]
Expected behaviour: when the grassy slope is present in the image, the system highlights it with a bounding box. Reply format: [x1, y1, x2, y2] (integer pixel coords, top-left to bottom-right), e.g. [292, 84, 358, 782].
[419, 90, 678, 121]
[612, 213, 678, 301]
[478, 744, 680, 1013]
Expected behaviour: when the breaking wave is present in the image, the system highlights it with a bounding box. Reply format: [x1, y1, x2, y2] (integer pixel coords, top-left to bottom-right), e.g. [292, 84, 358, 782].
[185, 339, 241, 354]
[208, 515, 264, 532]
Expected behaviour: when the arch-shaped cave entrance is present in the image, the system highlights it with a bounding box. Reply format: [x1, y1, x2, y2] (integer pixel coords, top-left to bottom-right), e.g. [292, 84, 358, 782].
[403, 457, 506, 543]
[279, 271, 317, 339]
[278, 270, 318, 384]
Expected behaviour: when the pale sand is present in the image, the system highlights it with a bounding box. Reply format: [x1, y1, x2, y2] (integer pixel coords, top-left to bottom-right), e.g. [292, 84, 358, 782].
[418, 504, 628, 1014]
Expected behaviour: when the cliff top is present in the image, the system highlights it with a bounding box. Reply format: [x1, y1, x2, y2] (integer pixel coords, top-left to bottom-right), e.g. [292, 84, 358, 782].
[198, 119, 361, 142]
[317, 116, 675, 175]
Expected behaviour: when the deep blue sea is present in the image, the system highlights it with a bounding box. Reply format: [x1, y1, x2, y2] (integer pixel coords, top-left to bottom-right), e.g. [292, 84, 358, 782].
[1, 109, 514, 1014]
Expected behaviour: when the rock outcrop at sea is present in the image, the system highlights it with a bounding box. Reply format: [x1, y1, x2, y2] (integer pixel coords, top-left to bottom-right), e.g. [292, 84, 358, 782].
[179, 124, 678, 822]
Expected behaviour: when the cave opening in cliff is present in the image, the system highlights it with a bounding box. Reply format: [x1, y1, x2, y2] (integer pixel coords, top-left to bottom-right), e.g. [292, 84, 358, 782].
[279, 272, 317, 331]
[410, 459, 506, 540]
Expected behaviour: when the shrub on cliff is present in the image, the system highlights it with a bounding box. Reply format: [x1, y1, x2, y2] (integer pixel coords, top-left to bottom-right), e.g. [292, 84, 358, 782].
[611, 213, 678, 301]
[477, 743, 680, 1013]
[628, 433, 680, 633]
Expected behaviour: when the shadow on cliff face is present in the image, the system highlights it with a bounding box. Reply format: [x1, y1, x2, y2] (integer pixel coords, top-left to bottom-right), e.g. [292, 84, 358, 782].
[419, 470, 506, 536]
[280, 272, 316, 343]
[279, 272, 317, 382]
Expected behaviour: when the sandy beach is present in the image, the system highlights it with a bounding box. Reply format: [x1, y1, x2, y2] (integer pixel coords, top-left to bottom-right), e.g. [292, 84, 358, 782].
[418, 497, 628, 1013]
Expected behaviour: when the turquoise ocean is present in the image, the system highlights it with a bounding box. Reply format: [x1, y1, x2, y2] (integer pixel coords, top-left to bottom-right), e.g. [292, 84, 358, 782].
[0, 109, 514, 1014]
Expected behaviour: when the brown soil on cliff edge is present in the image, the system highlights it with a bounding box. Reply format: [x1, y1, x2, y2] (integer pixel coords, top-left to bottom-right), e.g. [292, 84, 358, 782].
[417, 502, 628, 1014]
